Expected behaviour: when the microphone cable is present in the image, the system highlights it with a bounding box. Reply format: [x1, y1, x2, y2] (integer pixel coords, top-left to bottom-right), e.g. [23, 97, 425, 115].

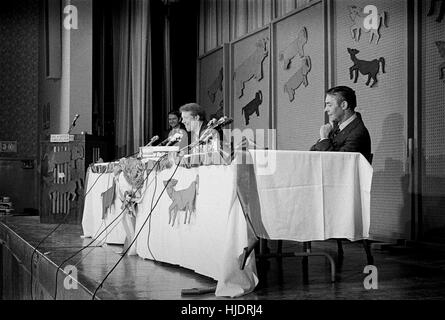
[30, 148, 142, 300]
[29, 169, 106, 300]
[91, 159, 182, 300]
[53, 153, 167, 299]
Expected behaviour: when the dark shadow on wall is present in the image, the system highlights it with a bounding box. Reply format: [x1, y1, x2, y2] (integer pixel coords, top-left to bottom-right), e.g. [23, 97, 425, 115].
[370, 113, 411, 241]
[420, 154, 445, 243]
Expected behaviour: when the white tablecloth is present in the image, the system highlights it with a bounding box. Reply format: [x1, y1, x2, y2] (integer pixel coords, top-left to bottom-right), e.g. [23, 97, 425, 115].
[81, 150, 373, 297]
[82, 170, 126, 244]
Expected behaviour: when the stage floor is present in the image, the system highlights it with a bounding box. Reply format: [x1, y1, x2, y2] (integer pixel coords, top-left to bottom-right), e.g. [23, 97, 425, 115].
[1, 216, 445, 300]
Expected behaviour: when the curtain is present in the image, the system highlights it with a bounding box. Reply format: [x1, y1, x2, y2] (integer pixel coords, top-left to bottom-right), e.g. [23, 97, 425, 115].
[199, 0, 315, 55]
[113, 0, 153, 157]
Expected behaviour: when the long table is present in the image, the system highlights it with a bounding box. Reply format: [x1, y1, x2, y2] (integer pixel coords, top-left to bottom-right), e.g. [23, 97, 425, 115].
[82, 150, 373, 297]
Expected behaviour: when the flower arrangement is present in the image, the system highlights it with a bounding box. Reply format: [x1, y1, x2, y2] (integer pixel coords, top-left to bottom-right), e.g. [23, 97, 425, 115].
[114, 158, 146, 190]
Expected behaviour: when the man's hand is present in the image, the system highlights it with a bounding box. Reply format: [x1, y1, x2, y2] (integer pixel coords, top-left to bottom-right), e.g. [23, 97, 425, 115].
[319, 123, 333, 140]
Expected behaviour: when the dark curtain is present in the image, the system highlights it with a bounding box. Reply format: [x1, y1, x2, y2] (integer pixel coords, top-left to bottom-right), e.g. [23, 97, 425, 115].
[112, 0, 153, 157]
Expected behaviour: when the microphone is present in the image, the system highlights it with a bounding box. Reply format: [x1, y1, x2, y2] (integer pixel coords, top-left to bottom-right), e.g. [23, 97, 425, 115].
[166, 132, 183, 146]
[198, 117, 233, 144]
[214, 116, 233, 128]
[145, 135, 159, 146]
[67, 114, 80, 134]
[206, 118, 217, 128]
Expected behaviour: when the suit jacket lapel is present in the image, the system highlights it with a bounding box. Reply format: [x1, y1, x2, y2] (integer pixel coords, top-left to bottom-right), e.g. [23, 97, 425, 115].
[333, 114, 362, 145]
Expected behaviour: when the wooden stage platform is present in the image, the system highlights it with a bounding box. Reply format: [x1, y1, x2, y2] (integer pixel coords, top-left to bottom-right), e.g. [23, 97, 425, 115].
[1, 215, 445, 300]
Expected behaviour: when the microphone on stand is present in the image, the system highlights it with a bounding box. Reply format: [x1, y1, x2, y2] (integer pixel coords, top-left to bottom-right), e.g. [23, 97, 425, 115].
[145, 135, 159, 146]
[166, 132, 183, 146]
[198, 117, 233, 145]
[67, 114, 80, 134]
[160, 132, 184, 146]
[206, 118, 217, 128]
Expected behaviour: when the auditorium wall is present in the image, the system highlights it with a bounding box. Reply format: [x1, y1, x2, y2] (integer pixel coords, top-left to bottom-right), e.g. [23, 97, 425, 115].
[0, 0, 39, 213]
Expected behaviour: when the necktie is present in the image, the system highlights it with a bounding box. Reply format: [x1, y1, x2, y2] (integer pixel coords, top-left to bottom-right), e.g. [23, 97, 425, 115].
[331, 126, 340, 139]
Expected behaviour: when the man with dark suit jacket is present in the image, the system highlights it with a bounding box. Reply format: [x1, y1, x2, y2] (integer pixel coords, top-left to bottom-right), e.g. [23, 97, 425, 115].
[310, 86, 372, 163]
[179, 103, 222, 165]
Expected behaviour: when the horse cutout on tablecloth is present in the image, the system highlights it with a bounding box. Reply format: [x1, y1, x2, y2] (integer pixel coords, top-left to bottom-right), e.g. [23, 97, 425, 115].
[347, 48, 386, 88]
[348, 5, 388, 45]
[164, 175, 199, 226]
[233, 38, 268, 99]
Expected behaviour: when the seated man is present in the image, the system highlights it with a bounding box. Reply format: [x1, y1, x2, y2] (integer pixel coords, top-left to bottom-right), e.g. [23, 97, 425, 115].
[310, 86, 372, 163]
[166, 110, 187, 139]
[179, 102, 221, 165]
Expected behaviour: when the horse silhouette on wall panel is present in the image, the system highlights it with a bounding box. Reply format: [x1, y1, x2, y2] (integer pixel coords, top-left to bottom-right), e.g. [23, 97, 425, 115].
[436, 41, 445, 80]
[279, 27, 308, 70]
[348, 5, 388, 45]
[347, 48, 386, 88]
[233, 38, 269, 99]
[428, 0, 445, 22]
[242, 91, 263, 126]
[283, 56, 312, 102]
[207, 68, 223, 103]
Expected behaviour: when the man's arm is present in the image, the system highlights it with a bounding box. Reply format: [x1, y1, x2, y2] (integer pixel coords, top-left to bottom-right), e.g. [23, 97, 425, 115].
[310, 138, 335, 151]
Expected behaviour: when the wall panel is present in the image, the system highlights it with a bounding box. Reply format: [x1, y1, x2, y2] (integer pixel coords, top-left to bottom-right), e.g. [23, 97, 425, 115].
[273, 1, 325, 151]
[231, 28, 271, 148]
[420, 0, 445, 243]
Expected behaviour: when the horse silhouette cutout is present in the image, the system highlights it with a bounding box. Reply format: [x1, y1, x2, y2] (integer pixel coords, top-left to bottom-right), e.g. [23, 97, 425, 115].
[428, 0, 445, 23]
[233, 38, 268, 98]
[279, 27, 308, 70]
[210, 106, 224, 121]
[207, 68, 223, 103]
[436, 41, 445, 80]
[242, 91, 263, 125]
[164, 175, 199, 226]
[349, 5, 388, 44]
[283, 56, 312, 102]
[347, 48, 385, 88]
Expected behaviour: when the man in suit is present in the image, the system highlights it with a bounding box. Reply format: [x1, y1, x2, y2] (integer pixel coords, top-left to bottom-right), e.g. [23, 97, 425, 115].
[310, 86, 372, 162]
[179, 103, 221, 165]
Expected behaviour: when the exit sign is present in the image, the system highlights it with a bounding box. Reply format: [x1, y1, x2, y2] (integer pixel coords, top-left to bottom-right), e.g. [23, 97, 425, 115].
[0, 141, 17, 153]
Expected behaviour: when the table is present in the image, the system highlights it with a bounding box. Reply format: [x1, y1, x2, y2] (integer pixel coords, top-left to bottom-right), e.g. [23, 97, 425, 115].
[82, 150, 373, 297]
